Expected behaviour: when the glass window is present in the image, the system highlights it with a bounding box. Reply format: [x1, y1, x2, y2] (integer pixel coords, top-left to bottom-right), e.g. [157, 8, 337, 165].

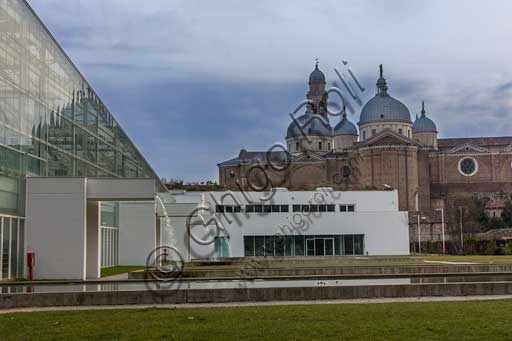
[459, 157, 478, 176]
[255, 205, 263, 213]
[225, 206, 233, 213]
[275, 235, 285, 256]
[244, 236, 254, 256]
[263, 205, 272, 213]
[233, 206, 241, 213]
[301, 205, 310, 212]
[254, 236, 265, 256]
[354, 235, 364, 255]
[280, 205, 289, 212]
[271, 205, 280, 213]
[340, 205, 347, 212]
[264, 236, 274, 256]
[246, 205, 254, 213]
[215, 237, 229, 257]
[101, 202, 119, 227]
[0, 176, 19, 215]
[344, 235, 354, 255]
[215, 205, 224, 213]
[327, 204, 335, 212]
[47, 146, 73, 176]
[334, 235, 343, 256]
[348, 205, 355, 212]
[294, 235, 305, 256]
[319, 204, 327, 212]
[285, 236, 294, 256]
[2, 218, 10, 278]
[292, 205, 301, 212]
[310, 204, 318, 212]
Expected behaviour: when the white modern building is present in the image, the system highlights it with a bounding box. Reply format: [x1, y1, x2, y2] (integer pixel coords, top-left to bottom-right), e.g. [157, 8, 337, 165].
[170, 189, 410, 260]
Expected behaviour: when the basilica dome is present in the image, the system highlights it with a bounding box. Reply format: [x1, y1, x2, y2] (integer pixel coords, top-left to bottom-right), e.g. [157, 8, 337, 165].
[358, 65, 411, 126]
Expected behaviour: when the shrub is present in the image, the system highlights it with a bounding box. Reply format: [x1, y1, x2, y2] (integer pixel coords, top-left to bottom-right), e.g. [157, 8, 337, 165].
[502, 242, 512, 255]
[485, 240, 499, 255]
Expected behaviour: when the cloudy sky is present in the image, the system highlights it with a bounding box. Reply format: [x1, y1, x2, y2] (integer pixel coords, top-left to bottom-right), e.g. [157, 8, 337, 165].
[29, 0, 512, 182]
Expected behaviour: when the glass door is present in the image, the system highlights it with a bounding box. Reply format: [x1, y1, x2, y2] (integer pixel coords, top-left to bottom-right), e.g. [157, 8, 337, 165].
[315, 238, 325, 256]
[306, 238, 315, 256]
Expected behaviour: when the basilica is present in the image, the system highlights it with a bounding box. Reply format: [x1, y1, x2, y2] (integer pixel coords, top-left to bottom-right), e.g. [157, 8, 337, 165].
[218, 63, 512, 218]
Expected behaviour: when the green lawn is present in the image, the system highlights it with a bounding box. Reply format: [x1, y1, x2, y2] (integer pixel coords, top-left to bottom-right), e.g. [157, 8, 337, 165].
[100, 265, 145, 277]
[2, 300, 512, 340]
[185, 255, 512, 270]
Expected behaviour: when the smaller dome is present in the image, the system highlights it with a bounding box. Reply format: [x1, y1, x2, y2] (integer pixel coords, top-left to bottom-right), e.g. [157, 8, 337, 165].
[309, 63, 325, 83]
[334, 113, 358, 136]
[286, 110, 333, 139]
[412, 102, 437, 133]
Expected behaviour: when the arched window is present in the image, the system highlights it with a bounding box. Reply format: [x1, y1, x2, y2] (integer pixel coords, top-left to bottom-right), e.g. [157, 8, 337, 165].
[363, 131, 366, 140]
[318, 141, 322, 150]
[296, 142, 299, 151]
[398, 128, 403, 135]
[328, 143, 331, 150]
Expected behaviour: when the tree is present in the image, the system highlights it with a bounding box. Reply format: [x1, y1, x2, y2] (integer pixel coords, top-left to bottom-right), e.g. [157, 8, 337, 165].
[486, 217, 504, 231]
[501, 200, 512, 227]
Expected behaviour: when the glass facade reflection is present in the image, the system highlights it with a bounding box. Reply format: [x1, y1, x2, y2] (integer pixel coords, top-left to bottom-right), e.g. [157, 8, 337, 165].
[0, 0, 164, 278]
[0, 0, 160, 217]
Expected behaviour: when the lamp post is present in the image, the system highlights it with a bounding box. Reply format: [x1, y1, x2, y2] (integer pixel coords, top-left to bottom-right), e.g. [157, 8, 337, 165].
[417, 214, 427, 254]
[435, 208, 445, 254]
[459, 206, 464, 253]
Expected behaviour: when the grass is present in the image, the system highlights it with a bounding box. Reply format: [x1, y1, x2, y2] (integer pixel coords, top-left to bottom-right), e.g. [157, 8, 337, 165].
[2, 300, 512, 340]
[100, 265, 145, 277]
[184, 255, 512, 270]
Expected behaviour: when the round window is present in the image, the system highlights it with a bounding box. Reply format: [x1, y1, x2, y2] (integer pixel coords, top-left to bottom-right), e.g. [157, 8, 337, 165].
[458, 157, 478, 176]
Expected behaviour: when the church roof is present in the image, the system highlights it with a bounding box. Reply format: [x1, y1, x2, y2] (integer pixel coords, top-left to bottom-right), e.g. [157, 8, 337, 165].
[359, 65, 411, 126]
[218, 150, 291, 167]
[437, 136, 512, 150]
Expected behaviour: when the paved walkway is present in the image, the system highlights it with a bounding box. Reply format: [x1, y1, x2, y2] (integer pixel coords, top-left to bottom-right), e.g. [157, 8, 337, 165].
[2, 295, 512, 314]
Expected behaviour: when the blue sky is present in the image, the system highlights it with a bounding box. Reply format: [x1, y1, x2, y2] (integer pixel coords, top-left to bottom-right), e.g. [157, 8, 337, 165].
[29, 0, 512, 182]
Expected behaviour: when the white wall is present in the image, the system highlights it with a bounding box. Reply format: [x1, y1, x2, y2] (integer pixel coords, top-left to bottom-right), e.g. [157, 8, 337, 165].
[118, 201, 157, 266]
[170, 190, 410, 258]
[25, 178, 87, 280]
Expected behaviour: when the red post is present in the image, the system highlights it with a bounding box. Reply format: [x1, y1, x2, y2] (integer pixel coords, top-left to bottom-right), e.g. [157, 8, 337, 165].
[27, 251, 35, 281]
